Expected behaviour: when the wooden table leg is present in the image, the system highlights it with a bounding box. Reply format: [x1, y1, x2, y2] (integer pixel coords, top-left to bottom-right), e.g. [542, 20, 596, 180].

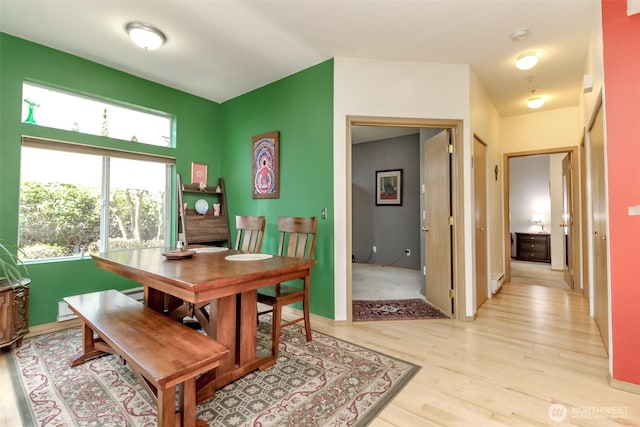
[146, 287, 165, 312]
[238, 290, 257, 365]
[209, 295, 236, 372]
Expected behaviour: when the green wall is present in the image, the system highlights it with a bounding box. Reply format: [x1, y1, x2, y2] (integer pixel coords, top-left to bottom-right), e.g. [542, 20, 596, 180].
[0, 33, 222, 325]
[0, 34, 336, 324]
[220, 60, 335, 318]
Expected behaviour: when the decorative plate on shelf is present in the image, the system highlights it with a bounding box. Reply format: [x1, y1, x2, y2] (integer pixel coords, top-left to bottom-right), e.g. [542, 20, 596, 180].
[194, 199, 209, 215]
[162, 250, 195, 260]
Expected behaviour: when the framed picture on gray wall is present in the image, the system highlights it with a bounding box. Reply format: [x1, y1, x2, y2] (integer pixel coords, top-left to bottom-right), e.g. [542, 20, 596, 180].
[375, 169, 402, 206]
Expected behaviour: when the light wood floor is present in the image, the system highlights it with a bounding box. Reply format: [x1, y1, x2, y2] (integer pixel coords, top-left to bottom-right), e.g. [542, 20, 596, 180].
[510, 259, 570, 289]
[3, 283, 639, 426]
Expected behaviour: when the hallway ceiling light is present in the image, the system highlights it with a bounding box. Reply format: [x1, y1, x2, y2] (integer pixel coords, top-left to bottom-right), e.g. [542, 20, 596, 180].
[125, 22, 166, 50]
[527, 90, 545, 109]
[516, 51, 539, 70]
[510, 28, 529, 42]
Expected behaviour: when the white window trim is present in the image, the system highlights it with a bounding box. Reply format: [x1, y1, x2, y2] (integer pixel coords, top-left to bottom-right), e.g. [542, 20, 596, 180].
[20, 135, 175, 259]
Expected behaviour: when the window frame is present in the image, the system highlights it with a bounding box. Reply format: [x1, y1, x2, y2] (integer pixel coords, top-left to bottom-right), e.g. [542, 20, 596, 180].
[22, 81, 175, 148]
[20, 136, 175, 260]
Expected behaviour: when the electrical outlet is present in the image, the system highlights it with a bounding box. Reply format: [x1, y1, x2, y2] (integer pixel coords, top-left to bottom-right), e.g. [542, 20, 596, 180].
[405, 248, 411, 256]
[372, 246, 377, 253]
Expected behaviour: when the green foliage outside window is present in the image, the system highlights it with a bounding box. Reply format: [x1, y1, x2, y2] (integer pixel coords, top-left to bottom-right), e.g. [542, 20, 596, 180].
[19, 182, 164, 260]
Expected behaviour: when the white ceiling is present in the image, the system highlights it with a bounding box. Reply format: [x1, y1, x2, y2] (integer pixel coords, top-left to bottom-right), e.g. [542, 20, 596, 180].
[0, 0, 598, 118]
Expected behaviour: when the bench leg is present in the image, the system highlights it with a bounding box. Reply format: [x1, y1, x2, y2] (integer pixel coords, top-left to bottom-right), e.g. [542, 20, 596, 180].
[156, 385, 177, 427]
[182, 378, 196, 427]
[157, 379, 204, 427]
[70, 323, 107, 367]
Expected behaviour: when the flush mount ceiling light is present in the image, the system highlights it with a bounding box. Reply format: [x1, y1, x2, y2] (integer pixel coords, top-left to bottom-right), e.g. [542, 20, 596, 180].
[510, 28, 529, 42]
[125, 22, 166, 50]
[516, 51, 539, 70]
[527, 90, 545, 109]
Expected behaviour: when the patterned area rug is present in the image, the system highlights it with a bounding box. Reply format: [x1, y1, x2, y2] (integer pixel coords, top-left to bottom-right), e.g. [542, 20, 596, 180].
[8, 316, 419, 426]
[352, 298, 448, 321]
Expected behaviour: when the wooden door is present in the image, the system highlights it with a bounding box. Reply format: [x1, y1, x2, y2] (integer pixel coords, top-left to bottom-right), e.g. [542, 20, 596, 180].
[474, 136, 488, 309]
[424, 130, 452, 316]
[590, 103, 609, 353]
[561, 154, 574, 288]
[580, 135, 590, 303]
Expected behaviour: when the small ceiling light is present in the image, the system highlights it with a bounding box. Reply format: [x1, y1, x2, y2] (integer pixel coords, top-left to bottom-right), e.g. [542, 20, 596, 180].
[125, 22, 166, 50]
[527, 90, 545, 109]
[516, 51, 539, 70]
[510, 28, 529, 42]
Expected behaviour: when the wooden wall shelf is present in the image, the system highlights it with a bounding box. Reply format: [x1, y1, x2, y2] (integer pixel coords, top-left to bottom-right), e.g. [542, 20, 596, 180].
[177, 174, 230, 248]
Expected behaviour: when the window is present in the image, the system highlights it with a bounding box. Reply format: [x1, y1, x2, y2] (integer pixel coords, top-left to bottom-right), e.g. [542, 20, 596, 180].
[22, 82, 173, 147]
[19, 137, 174, 261]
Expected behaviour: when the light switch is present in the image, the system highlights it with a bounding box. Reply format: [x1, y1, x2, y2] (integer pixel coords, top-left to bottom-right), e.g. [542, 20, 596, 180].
[628, 205, 640, 216]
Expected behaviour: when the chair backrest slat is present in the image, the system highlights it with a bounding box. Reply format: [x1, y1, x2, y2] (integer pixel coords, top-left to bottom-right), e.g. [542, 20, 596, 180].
[277, 216, 317, 260]
[234, 215, 266, 253]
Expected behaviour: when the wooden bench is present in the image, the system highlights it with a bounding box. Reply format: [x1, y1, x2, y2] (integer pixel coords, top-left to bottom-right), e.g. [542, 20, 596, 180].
[64, 289, 229, 427]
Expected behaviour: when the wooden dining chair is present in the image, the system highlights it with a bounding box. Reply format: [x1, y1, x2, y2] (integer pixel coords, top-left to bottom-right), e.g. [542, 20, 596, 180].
[234, 215, 266, 252]
[188, 215, 266, 329]
[257, 216, 317, 357]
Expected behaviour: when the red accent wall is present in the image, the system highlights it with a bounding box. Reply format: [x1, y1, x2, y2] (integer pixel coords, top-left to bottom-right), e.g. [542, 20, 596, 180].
[602, 0, 640, 385]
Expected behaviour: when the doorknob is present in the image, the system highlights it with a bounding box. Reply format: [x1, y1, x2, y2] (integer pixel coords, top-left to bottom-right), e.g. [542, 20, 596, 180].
[559, 223, 567, 228]
[422, 227, 429, 232]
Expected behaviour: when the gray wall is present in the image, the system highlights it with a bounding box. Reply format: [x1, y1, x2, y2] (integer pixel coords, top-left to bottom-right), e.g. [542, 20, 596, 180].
[352, 133, 420, 269]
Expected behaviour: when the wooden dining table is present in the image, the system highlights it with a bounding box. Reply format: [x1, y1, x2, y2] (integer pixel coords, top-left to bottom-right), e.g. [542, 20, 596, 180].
[92, 246, 317, 403]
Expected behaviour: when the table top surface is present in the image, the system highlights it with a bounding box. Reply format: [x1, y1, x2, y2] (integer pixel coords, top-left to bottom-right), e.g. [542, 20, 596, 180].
[92, 247, 317, 293]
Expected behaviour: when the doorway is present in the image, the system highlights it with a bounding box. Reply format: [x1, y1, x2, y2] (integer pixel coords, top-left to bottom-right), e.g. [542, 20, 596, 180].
[503, 147, 581, 292]
[346, 116, 465, 321]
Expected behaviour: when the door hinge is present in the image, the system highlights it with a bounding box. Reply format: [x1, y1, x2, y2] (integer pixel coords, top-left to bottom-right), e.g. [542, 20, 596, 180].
[449, 216, 454, 226]
[448, 144, 454, 154]
[449, 288, 455, 299]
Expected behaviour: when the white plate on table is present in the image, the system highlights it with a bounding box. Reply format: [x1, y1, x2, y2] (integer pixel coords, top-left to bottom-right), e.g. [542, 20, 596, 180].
[191, 247, 228, 253]
[225, 253, 273, 261]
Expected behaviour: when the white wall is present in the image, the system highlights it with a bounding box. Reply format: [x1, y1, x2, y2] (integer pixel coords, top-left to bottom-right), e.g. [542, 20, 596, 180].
[501, 107, 582, 152]
[470, 68, 503, 291]
[582, 2, 605, 126]
[333, 57, 473, 320]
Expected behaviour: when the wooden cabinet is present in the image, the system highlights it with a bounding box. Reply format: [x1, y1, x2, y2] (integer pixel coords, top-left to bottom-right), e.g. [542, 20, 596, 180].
[0, 279, 30, 349]
[515, 233, 550, 263]
[177, 174, 230, 247]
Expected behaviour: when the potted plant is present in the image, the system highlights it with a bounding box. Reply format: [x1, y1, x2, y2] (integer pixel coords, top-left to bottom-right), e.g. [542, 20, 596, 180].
[0, 241, 30, 349]
[0, 240, 28, 285]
